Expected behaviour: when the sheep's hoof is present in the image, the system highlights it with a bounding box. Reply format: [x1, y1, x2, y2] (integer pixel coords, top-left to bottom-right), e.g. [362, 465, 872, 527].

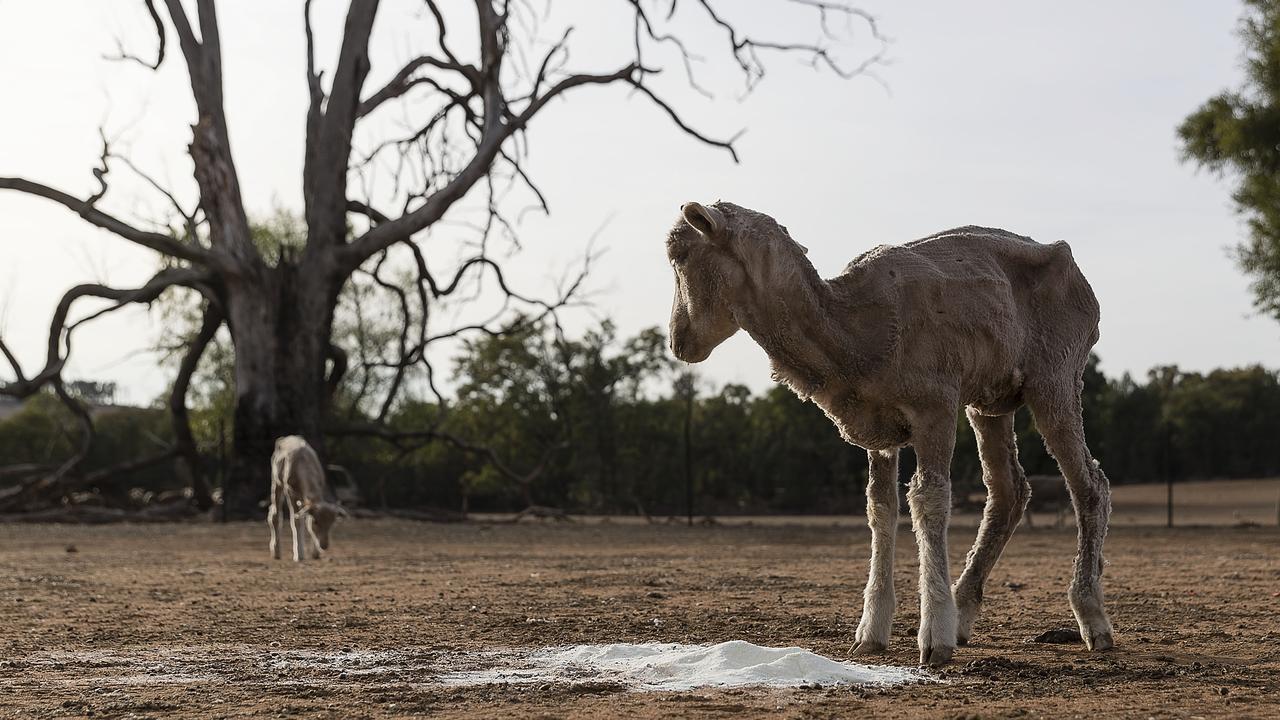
[919, 645, 954, 668]
[954, 602, 980, 646]
[852, 640, 887, 656]
[1085, 631, 1114, 652]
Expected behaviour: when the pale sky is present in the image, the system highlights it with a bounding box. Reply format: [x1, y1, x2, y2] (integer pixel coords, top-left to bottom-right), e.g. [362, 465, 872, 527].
[1, 0, 1277, 405]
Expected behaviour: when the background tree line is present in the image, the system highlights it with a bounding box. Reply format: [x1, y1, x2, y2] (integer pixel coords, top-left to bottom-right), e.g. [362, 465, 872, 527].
[3, 318, 1279, 516]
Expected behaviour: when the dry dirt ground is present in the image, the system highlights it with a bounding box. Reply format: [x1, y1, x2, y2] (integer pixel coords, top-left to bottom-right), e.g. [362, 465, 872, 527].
[1, 509, 1278, 719]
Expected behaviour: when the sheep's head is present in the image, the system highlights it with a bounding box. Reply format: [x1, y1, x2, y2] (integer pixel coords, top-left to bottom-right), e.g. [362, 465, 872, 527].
[301, 500, 345, 551]
[666, 201, 809, 363]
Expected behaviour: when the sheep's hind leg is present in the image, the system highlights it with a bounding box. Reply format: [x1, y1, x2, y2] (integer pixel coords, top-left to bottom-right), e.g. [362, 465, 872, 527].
[908, 416, 959, 667]
[1028, 387, 1114, 651]
[309, 519, 321, 560]
[953, 409, 1029, 645]
[854, 448, 899, 655]
[291, 508, 307, 563]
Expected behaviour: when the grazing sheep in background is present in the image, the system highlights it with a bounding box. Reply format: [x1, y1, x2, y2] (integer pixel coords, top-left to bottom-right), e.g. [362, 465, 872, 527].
[664, 201, 1114, 666]
[1025, 474, 1071, 528]
[269, 436, 345, 562]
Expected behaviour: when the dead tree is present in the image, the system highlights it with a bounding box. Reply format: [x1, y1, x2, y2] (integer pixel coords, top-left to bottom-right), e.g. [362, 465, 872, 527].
[1, 0, 883, 516]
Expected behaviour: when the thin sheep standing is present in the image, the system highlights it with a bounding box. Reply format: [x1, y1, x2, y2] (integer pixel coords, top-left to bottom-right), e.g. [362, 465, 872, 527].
[269, 435, 345, 562]
[664, 201, 1114, 666]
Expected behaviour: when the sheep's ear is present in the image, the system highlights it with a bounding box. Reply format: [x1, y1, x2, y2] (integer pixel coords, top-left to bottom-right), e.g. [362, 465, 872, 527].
[681, 202, 725, 239]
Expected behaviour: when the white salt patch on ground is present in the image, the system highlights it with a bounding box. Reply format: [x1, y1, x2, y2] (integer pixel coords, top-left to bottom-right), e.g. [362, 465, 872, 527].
[439, 641, 930, 690]
[14, 642, 930, 692]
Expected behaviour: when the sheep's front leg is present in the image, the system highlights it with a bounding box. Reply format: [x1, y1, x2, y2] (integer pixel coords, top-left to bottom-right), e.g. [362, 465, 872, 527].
[290, 507, 307, 563]
[267, 497, 282, 560]
[854, 448, 899, 655]
[908, 418, 958, 667]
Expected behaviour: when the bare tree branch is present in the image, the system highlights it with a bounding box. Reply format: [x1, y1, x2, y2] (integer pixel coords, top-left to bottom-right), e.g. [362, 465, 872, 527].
[108, 152, 203, 242]
[345, 199, 391, 225]
[1, 267, 214, 400]
[326, 342, 349, 399]
[0, 268, 213, 510]
[170, 302, 223, 510]
[0, 337, 27, 385]
[0, 177, 214, 266]
[105, 0, 167, 70]
[0, 442, 182, 514]
[304, 0, 324, 112]
[693, 0, 885, 89]
[303, 0, 379, 253]
[358, 256, 413, 423]
[626, 80, 742, 160]
[341, 61, 649, 268]
[342, 1, 883, 269]
[80, 447, 180, 487]
[161, 0, 260, 271]
[357, 55, 479, 118]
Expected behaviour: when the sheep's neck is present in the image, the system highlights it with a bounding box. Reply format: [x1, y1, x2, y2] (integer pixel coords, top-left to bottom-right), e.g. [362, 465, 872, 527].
[731, 272, 854, 399]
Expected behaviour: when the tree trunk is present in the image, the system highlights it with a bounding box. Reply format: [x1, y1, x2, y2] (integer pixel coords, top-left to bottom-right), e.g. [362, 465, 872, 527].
[221, 260, 338, 519]
[170, 304, 222, 512]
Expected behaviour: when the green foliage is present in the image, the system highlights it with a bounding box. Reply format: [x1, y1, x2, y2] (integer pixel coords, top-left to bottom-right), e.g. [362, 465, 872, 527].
[241, 328, 1280, 511]
[87, 406, 177, 499]
[0, 392, 175, 502]
[10, 317, 1279, 512]
[734, 386, 866, 512]
[251, 208, 308, 261]
[1157, 365, 1280, 478]
[360, 325, 1280, 514]
[1179, 0, 1280, 319]
[0, 393, 77, 465]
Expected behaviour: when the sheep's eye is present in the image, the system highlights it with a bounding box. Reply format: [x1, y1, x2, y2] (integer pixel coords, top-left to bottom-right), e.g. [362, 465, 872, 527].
[668, 246, 689, 265]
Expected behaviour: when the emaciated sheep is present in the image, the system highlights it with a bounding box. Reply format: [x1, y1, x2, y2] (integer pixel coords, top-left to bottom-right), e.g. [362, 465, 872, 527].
[269, 435, 345, 562]
[664, 201, 1114, 666]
